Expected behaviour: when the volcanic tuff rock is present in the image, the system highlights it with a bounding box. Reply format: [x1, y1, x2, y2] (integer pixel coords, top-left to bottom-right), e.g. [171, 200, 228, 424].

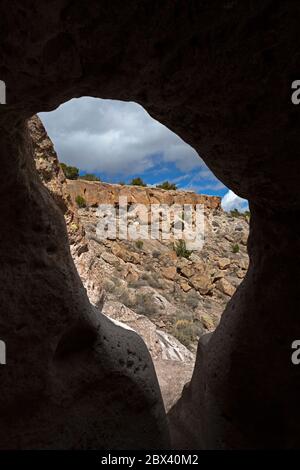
[29, 115, 105, 309]
[1, 0, 300, 450]
[103, 301, 195, 412]
[22, 115, 169, 449]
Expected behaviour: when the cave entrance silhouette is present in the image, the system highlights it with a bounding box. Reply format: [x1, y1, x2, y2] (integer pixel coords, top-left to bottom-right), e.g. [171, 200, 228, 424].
[37, 97, 248, 415]
[1, 1, 299, 450]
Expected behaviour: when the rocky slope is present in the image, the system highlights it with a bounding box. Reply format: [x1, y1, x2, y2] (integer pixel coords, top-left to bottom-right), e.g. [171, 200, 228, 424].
[66, 180, 249, 410]
[68, 178, 249, 350]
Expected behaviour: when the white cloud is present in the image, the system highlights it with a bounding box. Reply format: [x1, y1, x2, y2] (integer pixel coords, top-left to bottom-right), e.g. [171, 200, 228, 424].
[180, 168, 226, 193]
[39, 97, 205, 177]
[221, 190, 249, 212]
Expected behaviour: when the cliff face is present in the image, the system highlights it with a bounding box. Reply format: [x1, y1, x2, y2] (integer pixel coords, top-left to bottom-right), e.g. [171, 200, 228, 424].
[28, 115, 84, 251]
[29, 116, 105, 309]
[66, 179, 221, 210]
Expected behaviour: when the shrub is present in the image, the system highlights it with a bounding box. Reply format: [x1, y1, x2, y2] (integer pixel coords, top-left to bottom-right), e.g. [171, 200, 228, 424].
[174, 239, 191, 259]
[75, 195, 87, 208]
[186, 290, 199, 309]
[156, 181, 177, 191]
[152, 250, 161, 258]
[243, 210, 250, 221]
[230, 208, 251, 220]
[111, 276, 122, 287]
[61, 163, 79, 180]
[172, 318, 196, 348]
[135, 292, 157, 316]
[135, 240, 144, 250]
[69, 223, 79, 232]
[128, 279, 148, 289]
[230, 208, 242, 218]
[140, 272, 162, 289]
[118, 181, 126, 186]
[117, 289, 134, 308]
[79, 173, 100, 181]
[232, 243, 240, 253]
[102, 279, 116, 293]
[130, 177, 147, 187]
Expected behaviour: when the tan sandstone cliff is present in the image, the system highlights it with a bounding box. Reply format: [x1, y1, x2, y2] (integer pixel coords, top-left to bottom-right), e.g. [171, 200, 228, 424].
[67, 178, 221, 210]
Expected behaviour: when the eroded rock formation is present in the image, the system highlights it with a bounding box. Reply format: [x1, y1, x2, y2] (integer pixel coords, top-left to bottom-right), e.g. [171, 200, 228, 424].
[0, 118, 169, 449]
[0, 0, 300, 449]
[30, 115, 106, 308]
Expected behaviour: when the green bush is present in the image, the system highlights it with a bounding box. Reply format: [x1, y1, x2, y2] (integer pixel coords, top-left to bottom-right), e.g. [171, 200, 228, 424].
[230, 208, 251, 221]
[174, 239, 191, 259]
[79, 173, 100, 182]
[230, 208, 242, 218]
[156, 181, 177, 191]
[232, 243, 240, 253]
[243, 210, 250, 221]
[61, 163, 79, 180]
[75, 195, 87, 208]
[130, 177, 147, 187]
[135, 240, 144, 250]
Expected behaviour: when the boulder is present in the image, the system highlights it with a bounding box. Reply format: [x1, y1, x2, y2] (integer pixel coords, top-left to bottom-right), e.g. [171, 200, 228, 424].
[217, 257, 231, 270]
[190, 274, 213, 295]
[216, 278, 236, 297]
[161, 266, 177, 281]
[102, 301, 195, 411]
[179, 279, 192, 292]
[111, 243, 140, 264]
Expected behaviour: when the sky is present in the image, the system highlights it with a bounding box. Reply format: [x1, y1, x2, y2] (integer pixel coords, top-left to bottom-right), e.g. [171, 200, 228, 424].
[39, 97, 248, 212]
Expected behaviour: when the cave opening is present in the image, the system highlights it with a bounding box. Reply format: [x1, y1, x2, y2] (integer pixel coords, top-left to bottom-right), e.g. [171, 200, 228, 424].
[33, 97, 250, 413]
[1, 0, 299, 450]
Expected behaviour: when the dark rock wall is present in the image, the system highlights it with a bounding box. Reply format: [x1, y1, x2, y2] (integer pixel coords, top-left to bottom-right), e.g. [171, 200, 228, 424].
[0, 98, 168, 451]
[0, 0, 300, 449]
